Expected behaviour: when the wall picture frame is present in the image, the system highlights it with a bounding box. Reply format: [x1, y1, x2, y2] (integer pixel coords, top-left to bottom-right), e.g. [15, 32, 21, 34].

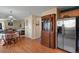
[8, 21, 13, 26]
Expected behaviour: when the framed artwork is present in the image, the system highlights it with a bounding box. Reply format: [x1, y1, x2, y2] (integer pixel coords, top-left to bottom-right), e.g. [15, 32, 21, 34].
[8, 21, 13, 26]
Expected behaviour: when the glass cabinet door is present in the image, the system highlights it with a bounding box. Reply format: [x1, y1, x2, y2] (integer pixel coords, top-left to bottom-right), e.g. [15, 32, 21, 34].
[42, 19, 51, 32]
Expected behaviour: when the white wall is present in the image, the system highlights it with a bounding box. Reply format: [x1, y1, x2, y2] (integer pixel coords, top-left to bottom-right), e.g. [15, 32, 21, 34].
[32, 15, 41, 39]
[25, 16, 33, 38]
[25, 15, 41, 39]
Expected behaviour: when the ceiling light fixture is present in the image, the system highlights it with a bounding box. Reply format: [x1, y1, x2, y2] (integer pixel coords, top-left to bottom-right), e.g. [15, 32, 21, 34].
[8, 10, 15, 22]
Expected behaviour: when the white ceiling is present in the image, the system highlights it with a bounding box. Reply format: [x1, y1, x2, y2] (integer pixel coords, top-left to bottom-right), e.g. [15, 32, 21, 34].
[0, 6, 74, 20]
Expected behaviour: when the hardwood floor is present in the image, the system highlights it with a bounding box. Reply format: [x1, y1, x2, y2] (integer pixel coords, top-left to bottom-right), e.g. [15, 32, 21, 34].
[0, 37, 65, 53]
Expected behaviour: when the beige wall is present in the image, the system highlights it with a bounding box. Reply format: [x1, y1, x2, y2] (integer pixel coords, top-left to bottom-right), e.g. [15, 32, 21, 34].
[4, 20, 20, 29]
[41, 8, 57, 16]
[41, 7, 59, 19]
[0, 19, 25, 30]
[20, 20, 25, 29]
[25, 15, 41, 39]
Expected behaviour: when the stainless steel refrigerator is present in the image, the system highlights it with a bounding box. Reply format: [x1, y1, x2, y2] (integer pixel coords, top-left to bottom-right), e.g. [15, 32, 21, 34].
[57, 17, 79, 53]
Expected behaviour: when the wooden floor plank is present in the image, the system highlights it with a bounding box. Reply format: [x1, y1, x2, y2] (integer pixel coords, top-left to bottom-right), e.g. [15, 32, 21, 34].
[0, 37, 65, 53]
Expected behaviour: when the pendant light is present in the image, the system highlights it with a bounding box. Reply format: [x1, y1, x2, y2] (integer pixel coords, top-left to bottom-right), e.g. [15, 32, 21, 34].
[8, 10, 15, 22]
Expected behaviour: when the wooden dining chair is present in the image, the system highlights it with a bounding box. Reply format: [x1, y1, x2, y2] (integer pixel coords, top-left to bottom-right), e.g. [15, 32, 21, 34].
[3, 33, 16, 48]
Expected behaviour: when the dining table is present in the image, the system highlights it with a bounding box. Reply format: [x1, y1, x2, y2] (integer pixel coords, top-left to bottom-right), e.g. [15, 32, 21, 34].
[0, 31, 19, 46]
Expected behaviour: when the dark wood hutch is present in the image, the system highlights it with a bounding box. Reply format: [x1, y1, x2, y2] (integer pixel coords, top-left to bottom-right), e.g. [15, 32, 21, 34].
[41, 14, 56, 48]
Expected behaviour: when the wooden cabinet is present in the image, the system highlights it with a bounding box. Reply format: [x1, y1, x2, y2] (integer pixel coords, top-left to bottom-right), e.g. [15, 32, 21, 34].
[41, 31, 50, 47]
[60, 9, 79, 18]
[41, 14, 56, 48]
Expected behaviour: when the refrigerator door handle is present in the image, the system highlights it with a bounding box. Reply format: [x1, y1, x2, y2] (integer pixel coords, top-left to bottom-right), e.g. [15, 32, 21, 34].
[62, 24, 65, 35]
